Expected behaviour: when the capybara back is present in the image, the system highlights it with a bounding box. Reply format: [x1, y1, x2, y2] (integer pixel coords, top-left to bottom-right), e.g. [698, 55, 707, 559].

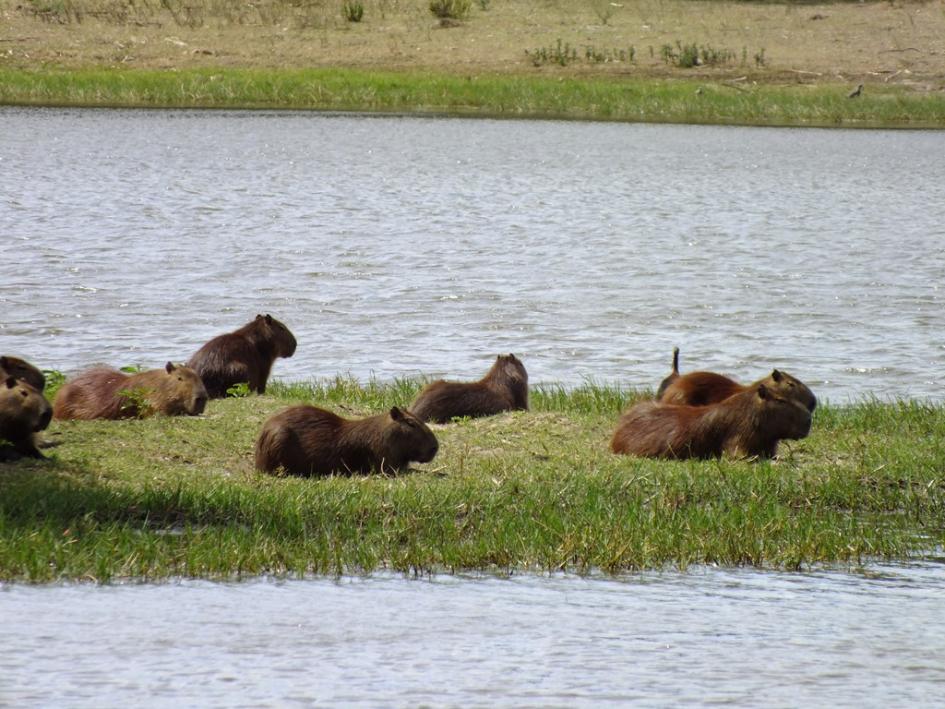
[187, 313, 297, 398]
[53, 362, 207, 420]
[256, 405, 438, 476]
[0, 376, 52, 459]
[410, 354, 528, 423]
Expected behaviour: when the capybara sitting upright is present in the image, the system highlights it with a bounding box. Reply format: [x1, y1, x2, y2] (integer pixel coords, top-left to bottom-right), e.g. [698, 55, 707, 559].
[0, 355, 46, 392]
[611, 383, 812, 460]
[658, 349, 816, 412]
[409, 354, 529, 423]
[0, 376, 52, 459]
[186, 314, 297, 398]
[53, 362, 208, 420]
[255, 405, 439, 477]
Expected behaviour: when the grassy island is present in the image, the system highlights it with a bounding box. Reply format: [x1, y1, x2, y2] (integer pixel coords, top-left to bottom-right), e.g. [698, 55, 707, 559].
[2, 0, 945, 127]
[2, 379, 943, 582]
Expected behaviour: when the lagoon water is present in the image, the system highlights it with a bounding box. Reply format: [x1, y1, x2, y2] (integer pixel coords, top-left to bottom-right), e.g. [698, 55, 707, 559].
[4, 563, 945, 707]
[2, 107, 944, 401]
[3, 109, 945, 705]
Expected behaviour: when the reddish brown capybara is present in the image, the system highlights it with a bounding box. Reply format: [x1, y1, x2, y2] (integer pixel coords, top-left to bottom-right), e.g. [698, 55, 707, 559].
[255, 405, 439, 477]
[0, 355, 46, 392]
[0, 376, 52, 459]
[53, 362, 208, 421]
[658, 349, 816, 412]
[611, 383, 812, 460]
[654, 347, 680, 399]
[186, 314, 297, 398]
[409, 354, 529, 423]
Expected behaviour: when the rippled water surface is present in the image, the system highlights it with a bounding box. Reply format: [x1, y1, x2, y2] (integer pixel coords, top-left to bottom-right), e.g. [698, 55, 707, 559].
[4, 564, 945, 707]
[2, 107, 944, 400]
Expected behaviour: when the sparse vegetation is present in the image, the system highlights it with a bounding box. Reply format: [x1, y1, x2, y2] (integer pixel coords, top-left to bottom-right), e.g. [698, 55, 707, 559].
[429, 0, 470, 20]
[342, 0, 364, 23]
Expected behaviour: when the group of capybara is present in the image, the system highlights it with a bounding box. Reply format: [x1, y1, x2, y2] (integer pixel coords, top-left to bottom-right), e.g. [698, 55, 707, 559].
[0, 319, 816, 473]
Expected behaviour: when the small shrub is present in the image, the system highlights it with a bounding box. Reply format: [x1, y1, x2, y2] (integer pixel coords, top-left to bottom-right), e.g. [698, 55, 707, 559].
[429, 0, 471, 20]
[342, 0, 364, 22]
[226, 382, 252, 398]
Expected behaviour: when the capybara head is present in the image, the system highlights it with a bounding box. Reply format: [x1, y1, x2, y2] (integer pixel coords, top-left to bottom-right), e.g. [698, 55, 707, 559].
[0, 355, 46, 392]
[385, 406, 439, 465]
[763, 369, 817, 413]
[143, 362, 208, 416]
[257, 314, 297, 358]
[755, 383, 813, 441]
[1, 375, 52, 434]
[492, 354, 527, 384]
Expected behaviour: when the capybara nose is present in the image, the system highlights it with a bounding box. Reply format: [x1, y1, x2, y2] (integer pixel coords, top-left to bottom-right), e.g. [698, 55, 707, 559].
[425, 441, 439, 462]
[37, 407, 52, 431]
[808, 396, 817, 413]
[193, 396, 208, 415]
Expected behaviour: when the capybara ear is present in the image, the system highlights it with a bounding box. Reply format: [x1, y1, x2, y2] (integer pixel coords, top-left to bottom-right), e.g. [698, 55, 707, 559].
[265, 314, 273, 324]
[771, 369, 783, 382]
[757, 383, 769, 400]
[5, 376, 16, 389]
[165, 362, 177, 374]
[255, 313, 264, 321]
[389, 406, 405, 421]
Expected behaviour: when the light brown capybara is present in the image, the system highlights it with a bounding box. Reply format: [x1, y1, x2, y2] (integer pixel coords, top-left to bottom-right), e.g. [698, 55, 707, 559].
[611, 383, 812, 460]
[186, 314, 297, 398]
[657, 349, 816, 412]
[0, 355, 46, 392]
[53, 362, 208, 420]
[255, 405, 439, 477]
[0, 376, 52, 459]
[409, 354, 529, 423]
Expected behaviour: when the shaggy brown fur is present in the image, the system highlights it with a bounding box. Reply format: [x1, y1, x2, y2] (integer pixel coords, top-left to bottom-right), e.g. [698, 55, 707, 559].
[658, 349, 816, 412]
[409, 354, 529, 423]
[611, 383, 812, 460]
[0, 355, 46, 391]
[255, 405, 439, 477]
[186, 314, 297, 398]
[0, 376, 52, 459]
[53, 362, 208, 420]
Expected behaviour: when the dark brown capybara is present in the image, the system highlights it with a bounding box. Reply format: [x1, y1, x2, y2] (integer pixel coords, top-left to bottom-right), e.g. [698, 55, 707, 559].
[186, 314, 297, 398]
[654, 347, 680, 399]
[0, 355, 46, 392]
[409, 354, 529, 423]
[658, 349, 816, 413]
[611, 383, 812, 460]
[0, 376, 52, 459]
[255, 405, 439, 477]
[53, 362, 208, 420]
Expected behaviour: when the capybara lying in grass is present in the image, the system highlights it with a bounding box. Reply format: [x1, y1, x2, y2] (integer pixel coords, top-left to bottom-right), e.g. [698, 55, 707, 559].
[0, 355, 46, 392]
[611, 383, 812, 460]
[658, 349, 816, 412]
[53, 362, 208, 420]
[0, 376, 52, 459]
[256, 405, 439, 476]
[410, 354, 528, 423]
[186, 314, 297, 398]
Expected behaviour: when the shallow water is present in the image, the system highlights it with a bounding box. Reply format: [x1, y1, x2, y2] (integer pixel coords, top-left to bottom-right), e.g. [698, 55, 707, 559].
[2, 108, 944, 401]
[3, 563, 945, 707]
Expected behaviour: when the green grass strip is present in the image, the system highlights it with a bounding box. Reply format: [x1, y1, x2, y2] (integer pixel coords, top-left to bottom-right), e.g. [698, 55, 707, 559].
[2, 67, 945, 128]
[2, 379, 943, 582]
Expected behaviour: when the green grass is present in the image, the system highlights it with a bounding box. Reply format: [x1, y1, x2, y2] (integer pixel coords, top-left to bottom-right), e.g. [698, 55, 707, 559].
[2, 379, 943, 582]
[2, 67, 944, 128]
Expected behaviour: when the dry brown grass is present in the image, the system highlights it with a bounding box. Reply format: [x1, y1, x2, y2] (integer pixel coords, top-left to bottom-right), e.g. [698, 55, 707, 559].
[1, 0, 943, 89]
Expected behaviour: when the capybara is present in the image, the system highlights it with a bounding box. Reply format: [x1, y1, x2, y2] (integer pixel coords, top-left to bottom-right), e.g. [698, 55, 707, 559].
[255, 405, 439, 477]
[658, 350, 816, 413]
[53, 362, 208, 420]
[611, 383, 812, 460]
[0, 376, 52, 459]
[0, 355, 46, 392]
[409, 354, 529, 423]
[186, 314, 297, 398]
[655, 347, 680, 399]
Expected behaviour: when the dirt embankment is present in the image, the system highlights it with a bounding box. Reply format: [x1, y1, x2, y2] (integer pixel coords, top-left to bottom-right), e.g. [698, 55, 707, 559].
[1, 0, 943, 89]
